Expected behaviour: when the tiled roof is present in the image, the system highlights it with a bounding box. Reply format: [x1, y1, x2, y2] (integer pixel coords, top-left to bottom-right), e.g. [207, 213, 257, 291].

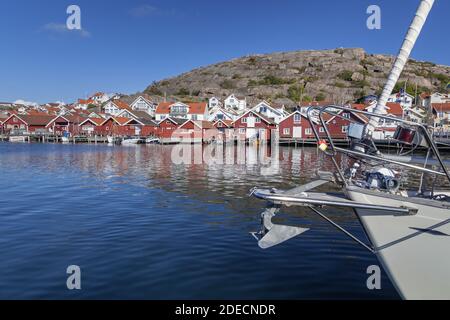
[78, 99, 94, 105]
[113, 100, 131, 111]
[386, 102, 403, 116]
[113, 117, 131, 125]
[432, 103, 450, 112]
[80, 118, 104, 126]
[214, 119, 234, 127]
[155, 102, 207, 115]
[19, 115, 54, 126]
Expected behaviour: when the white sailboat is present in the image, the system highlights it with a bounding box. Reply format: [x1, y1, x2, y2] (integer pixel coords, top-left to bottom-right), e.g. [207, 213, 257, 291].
[251, 0, 450, 300]
[121, 136, 143, 145]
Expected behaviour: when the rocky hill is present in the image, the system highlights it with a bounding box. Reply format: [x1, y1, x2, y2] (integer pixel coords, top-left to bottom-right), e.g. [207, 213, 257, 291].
[138, 48, 450, 109]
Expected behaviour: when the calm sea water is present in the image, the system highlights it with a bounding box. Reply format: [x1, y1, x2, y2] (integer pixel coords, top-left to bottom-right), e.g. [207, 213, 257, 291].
[0, 142, 401, 299]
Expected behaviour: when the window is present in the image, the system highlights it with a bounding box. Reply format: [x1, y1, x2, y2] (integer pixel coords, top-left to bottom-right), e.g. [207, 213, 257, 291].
[217, 122, 222, 127]
[239, 128, 246, 134]
[242, 117, 247, 123]
[342, 113, 350, 119]
[293, 114, 301, 123]
[319, 127, 325, 133]
[283, 128, 290, 135]
[191, 115, 198, 121]
[342, 126, 348, 133]
[305, 128, 312, 135]
[254, 117, 261, 123]
[260, 106, 267, 113]
[217, 114, 224, 120]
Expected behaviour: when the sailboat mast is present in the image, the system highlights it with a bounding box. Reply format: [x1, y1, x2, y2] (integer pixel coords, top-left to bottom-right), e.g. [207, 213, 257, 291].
[367, 0, 435, 134]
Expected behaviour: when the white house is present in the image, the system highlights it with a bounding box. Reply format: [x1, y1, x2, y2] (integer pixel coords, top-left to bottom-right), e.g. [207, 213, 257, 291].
[130, 95, 157, 117]
[251, 101, 288, 124]
[89, 92, 110, 105]
[75, 99, 94, 110]
[208, 106, 237, 122]
[388, 91, 414, 110]
[419, 92, 450, 109]
[155, 102, 208, 121]
[103, 100, 130, 116]
[224, 94, 246, 111]
[208, 97, 222, 109]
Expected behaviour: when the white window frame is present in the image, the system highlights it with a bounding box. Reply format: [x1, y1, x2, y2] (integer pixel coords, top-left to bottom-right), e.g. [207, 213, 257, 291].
[283, 128, 290, 135]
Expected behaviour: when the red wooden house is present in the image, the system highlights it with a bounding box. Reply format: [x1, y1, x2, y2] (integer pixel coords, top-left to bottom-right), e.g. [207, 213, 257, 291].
[213, 119, 234, 141]
[232, 110, 276, 141]
[78, 118, 104, 136]
[278, 111, 320, 140]
[213, 119, 234, 131]
[324, 110, 368, 139]
[157, 117, 186, 139]
[139, 119, 159, 137]
[178, 120, 216, 143]
[119, 110, 160, 137]
[1, 114, 54, 133]
[95, 117, 119, 136]
[46, 115, 85, 136]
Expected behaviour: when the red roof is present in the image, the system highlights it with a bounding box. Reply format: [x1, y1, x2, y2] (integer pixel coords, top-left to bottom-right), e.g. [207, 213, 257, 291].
[155, 102, 207, 115]
[80, 117, 104, 126]
[386, 102, 403, 116]
[78, 99, 94, 105]
[18, 115, 54, 126]
[350, 104, 366, 111]
[214, 119, 234, 128]
[113, 117, 132, 125]
[432, 103, 450, 112]
[113, 100, 131, 111]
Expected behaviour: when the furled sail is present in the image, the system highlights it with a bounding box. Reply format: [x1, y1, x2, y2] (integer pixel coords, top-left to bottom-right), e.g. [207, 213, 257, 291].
[367, 0, 435, 134]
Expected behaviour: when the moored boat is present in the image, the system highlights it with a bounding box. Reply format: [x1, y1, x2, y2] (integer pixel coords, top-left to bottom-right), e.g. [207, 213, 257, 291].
[121, 136, 144, 145]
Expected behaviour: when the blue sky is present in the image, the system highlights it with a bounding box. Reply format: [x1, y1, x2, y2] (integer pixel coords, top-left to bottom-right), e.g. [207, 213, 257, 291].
[0, 0, 448, 103]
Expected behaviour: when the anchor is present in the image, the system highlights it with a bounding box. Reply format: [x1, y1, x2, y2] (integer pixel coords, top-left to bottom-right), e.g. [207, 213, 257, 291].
[251, 205, 309, 249]
[250, 174, 337, 249]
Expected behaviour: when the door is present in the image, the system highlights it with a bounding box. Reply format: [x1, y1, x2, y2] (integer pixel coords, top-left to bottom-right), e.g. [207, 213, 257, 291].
[293, 126, 302, 138]
[246, 128, 257, 139]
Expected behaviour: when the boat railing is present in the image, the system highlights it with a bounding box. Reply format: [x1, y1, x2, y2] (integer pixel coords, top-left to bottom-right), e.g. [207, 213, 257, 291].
[306, 105, 450, 186]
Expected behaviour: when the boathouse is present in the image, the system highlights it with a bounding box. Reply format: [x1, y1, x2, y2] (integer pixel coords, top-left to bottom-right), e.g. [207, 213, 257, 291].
[1, 114, 54, 134]
[232, 110, 276, 141]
